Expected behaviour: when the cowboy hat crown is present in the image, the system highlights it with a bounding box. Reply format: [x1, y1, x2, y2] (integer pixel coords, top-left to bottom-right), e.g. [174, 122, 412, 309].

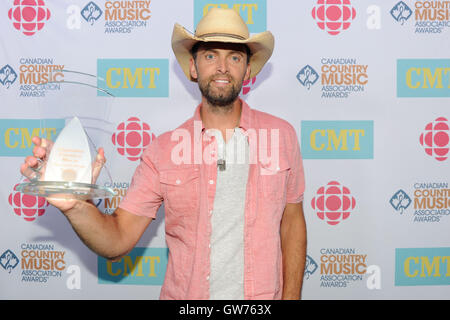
[171, 7, 274, 81]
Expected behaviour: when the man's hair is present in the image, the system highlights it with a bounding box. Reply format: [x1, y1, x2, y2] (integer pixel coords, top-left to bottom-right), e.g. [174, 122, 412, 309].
[190, 42, 252, 64]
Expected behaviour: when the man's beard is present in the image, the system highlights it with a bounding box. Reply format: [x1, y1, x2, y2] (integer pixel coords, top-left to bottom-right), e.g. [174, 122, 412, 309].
[198, 75, 243, 109]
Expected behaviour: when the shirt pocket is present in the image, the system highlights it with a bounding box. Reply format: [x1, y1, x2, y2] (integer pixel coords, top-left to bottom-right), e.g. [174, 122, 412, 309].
[160, 168, 200, 217]
[259, 161, 290, 201]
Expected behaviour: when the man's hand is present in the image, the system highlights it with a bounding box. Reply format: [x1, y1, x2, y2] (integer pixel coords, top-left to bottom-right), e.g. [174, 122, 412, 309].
[20, 136, 106, 213]
[20, 136, 52, 181]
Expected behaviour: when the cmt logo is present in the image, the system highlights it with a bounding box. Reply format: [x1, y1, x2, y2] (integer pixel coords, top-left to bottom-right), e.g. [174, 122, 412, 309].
[397, 59, 450, 97]
[0, 65, 18, 89]
[0, 119, 64, 156]
[419, 117, 449, 161]
[8, 0, 51, 36]
[97, 59, 169, 97]
[311, 0, 357, 35]
[98, 247, 168, 285]
[395, 247, 450, 286]
[112, 117, 156, 161]
[311, 181, 356, 226]
[301, 121, 374, 159]
[9, 182, 49, 222]
[194, 0, 267, 32]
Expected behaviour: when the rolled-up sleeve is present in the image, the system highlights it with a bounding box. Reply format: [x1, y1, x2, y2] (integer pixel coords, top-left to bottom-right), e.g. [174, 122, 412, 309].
[119, 138, 163, 219]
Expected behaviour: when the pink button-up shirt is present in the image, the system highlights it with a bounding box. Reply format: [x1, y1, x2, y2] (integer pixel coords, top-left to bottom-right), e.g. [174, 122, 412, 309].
[119, 100, 305, 300]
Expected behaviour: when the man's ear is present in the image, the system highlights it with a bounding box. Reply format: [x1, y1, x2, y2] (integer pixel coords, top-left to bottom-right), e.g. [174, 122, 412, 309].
[244, 62, 251, 82]
[189, 58, 198, 81]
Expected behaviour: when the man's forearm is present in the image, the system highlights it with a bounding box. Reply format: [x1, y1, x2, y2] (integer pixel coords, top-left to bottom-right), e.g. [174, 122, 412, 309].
[63, 201, 142, 260]
[280, 202, 307, 300]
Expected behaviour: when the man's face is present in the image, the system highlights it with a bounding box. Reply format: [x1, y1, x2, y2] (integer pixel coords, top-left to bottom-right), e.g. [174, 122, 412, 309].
[189, 42, 251, 107]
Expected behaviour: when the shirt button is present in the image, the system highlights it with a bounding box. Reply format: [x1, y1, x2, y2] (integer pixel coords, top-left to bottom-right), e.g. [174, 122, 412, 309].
[175, 179, 181, 185]
[209, 180, 214, 185]
[206, 276, 210, 281]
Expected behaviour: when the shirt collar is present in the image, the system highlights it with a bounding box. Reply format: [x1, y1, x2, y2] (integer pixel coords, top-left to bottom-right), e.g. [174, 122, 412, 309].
[192, 98, 252, 132]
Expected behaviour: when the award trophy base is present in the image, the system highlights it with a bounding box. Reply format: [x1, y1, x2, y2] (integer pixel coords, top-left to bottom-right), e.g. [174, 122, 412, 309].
[16, 181, 116, 200]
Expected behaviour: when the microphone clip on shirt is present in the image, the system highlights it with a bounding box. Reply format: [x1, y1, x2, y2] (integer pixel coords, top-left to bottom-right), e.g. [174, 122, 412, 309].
[217, 159, 226, 171]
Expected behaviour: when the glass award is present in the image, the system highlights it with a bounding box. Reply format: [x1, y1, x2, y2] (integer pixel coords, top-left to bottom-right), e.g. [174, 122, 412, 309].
[17, 70, 117, 200]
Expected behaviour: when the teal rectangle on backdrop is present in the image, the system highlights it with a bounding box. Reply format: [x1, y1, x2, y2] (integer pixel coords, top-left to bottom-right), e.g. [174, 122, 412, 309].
[194, 0, 267, 33]
[0, 119, 64, 156]
[97, 59, 169, 97]
[395, 247, 450, 286]
[98, 247, 168, 285]
[397, 59, 450, 97]
[301, 120, 374, 159]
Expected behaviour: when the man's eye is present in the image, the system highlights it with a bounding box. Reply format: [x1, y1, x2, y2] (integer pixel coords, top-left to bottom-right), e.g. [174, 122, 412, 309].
[231, 55, 241, 62]
[206, 54, 215, 59]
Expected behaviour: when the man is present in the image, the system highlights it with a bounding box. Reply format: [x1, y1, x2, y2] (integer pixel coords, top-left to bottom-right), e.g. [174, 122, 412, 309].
[21, 8, 306, 300]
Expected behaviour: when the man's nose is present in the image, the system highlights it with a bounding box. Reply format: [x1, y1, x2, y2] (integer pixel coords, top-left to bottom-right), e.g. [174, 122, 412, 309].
[216, 55, 228, 73]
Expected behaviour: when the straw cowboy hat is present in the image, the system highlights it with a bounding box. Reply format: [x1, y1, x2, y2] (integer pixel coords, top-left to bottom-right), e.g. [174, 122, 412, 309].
[171, 7, 274, 82]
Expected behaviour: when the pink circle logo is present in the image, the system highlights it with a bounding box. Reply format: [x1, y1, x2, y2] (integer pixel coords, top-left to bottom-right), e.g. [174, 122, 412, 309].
[241, 77, 256, 95]
[8, 183, 49, 222]
[311, 0, 356, 36]
[311, 181, 356, 225]
[112, 117, 156, 161]
[8, 0, 51, 36]
[420, 117, 449, 162]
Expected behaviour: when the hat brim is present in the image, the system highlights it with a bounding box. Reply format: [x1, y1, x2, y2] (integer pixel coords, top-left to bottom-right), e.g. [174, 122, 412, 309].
[171, 23, 274, 82]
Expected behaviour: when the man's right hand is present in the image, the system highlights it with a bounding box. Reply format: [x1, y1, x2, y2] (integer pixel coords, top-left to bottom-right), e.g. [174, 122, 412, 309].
[19, 136, 106, 213]
[19, 136, 76, 212]
[20, 136, 51, 181]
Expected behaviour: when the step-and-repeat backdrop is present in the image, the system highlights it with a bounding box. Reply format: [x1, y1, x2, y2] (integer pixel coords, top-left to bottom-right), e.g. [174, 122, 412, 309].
[1, 0, 449, 299]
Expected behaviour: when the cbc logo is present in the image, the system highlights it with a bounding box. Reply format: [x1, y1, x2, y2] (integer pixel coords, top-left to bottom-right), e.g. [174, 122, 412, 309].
[420, 117, 449, 162]
[241, 77, 256, 96]
[112, 117, 156, 161]
[8, 0, 51, 36]
[311, 0, 356, 36]
[311, 181, 356, 226]
[8, 183, 49, 222]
